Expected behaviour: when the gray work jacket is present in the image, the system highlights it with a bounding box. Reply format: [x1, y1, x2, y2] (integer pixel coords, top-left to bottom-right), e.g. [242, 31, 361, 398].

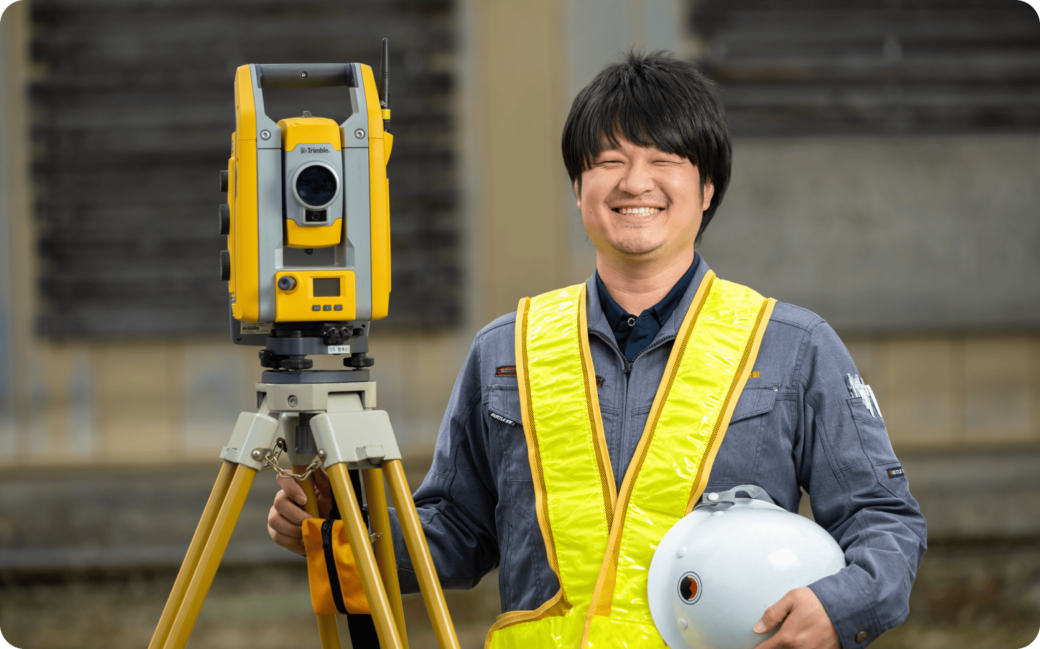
[388, 257, 927, 649]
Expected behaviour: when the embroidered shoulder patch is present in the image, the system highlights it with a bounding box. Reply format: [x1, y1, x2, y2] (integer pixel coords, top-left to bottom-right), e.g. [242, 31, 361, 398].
[496, 366, 516, 377]
[887, 467, 905, 479]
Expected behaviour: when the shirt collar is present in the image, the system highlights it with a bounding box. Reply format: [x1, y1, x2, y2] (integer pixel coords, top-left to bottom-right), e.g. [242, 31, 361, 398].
[585, 253, 712, 346]
[595, 256, 698, 327]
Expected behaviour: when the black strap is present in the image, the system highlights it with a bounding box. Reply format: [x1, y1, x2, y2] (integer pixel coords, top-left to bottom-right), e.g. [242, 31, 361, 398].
[342, 468, 380, 647]
[321, 518, 348, 615]
[346, 613, 380, 646]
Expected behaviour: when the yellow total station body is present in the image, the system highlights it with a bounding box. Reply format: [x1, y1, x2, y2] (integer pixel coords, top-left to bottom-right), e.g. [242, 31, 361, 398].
[225, 63, 392, 324]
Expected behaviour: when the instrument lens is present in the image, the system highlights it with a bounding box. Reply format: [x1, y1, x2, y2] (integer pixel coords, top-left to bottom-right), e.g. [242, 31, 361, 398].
[295, 165, 337, 207]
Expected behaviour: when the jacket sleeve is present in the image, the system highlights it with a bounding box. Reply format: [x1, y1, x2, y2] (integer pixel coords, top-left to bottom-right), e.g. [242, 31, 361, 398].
[795, 322, 928, 648]
[386, 335, 500, 593]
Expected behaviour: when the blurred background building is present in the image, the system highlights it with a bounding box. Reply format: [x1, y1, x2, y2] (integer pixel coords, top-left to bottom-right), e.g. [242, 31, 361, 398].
[1, 0, 1038, 647]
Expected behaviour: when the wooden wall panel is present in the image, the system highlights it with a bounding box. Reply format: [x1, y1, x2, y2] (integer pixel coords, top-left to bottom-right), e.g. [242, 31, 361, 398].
[29, 0, 460, 338]
[688, 0, 1040, 136]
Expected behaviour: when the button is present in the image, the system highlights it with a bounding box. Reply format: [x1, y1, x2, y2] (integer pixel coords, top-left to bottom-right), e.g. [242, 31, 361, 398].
[707, 492, 718, 502]
[311, 305, 321, 311]
[334, 305, 343, 311]
[855, 631, 868, 643]
[627, 316, 637, 327]
[772, 385, 779, 392]
[323, 305, 332, 311]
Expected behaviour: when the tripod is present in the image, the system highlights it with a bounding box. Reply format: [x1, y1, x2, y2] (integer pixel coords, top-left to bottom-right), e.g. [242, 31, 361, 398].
[147, 358, 460, 649]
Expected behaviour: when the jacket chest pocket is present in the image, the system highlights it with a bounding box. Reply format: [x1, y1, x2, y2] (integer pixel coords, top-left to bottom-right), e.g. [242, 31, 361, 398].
[488, 386, 533, 485]
[708, 385, 780, 484]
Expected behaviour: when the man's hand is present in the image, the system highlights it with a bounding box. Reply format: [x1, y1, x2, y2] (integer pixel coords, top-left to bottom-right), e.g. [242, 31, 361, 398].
[266, 469, 334, 556]
[751, 587, 840, 649]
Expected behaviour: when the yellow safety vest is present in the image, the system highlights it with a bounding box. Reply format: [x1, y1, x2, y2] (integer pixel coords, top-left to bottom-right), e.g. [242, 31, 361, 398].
[485, 270, 776, 649]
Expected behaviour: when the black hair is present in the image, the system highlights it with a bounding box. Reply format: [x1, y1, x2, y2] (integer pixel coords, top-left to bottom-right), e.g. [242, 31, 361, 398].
[562, 50, 732, 241]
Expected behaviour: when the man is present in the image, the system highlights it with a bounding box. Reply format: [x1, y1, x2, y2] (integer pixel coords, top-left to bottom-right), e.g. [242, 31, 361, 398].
[269, 51, 927, 648]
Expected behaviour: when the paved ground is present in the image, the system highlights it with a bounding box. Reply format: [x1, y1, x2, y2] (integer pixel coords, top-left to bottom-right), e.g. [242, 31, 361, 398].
[1, 539, 1038, 649]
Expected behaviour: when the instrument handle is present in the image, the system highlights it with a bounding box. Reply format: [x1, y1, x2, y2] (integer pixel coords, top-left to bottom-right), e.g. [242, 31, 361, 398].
[257, 64, 357, 89]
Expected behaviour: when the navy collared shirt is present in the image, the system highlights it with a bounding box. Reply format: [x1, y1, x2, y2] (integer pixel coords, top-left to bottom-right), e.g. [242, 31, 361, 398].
[595, 255, 700, 361]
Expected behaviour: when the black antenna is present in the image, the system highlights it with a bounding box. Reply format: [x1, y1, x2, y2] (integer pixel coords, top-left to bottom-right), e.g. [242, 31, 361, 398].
[378, 38, 390, 133]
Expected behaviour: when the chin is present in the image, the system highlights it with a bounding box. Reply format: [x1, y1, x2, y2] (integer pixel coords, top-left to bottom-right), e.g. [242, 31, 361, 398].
[612, 239, 664, 257]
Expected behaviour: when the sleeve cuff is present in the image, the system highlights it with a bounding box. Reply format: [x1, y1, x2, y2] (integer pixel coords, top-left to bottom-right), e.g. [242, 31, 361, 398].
[809, 568, 883, 649]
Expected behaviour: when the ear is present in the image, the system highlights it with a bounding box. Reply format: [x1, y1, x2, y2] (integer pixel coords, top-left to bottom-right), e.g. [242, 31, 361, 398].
[574, 178, 582, 209]
[701, 179, 715, 213]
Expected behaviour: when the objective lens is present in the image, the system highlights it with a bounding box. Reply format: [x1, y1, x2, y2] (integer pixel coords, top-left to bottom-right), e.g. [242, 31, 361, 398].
[295, 165, 338, 208]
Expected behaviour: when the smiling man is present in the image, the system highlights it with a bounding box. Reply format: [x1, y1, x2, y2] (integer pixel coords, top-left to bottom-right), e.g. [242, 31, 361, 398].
[268, 51, 927, 649]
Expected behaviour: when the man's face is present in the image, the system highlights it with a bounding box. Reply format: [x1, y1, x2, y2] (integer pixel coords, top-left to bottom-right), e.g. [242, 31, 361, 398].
[576, 135, 713, 265]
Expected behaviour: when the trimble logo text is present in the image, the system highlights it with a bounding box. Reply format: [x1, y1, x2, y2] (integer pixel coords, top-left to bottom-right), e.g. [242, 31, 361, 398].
[300, 147, 330, 154]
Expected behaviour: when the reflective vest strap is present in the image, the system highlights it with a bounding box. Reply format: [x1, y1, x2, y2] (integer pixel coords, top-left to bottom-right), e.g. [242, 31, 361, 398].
[578, 283, 618, 514]
[488, 285, 612, 646]
[486, 606, 587, 649]
[585, 616, 665, 648]
[684, 289, 777, 513]
[584, 273, 776, 642]
[520, 285, 612, 606]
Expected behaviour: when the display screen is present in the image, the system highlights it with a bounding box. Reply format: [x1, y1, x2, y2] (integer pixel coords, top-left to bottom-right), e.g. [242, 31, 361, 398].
[313, 278, 340, 297]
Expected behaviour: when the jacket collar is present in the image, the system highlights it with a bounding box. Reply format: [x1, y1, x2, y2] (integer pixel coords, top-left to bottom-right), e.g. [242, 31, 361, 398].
[585, 253, 712, 350]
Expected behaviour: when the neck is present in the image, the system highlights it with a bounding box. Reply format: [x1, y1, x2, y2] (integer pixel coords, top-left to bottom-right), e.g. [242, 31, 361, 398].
[596, 250, 695, 315]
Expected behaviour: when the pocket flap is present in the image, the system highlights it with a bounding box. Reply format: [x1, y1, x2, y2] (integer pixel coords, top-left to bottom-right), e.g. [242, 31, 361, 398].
[729, 386, 778, 424]
[489, 387, 522, 426]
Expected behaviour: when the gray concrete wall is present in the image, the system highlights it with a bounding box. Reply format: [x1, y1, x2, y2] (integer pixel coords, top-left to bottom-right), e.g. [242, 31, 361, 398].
[699, 136, 1040, 333]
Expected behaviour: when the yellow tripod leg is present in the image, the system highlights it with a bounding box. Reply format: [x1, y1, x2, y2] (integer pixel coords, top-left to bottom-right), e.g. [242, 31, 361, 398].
[294, 466, 342, 649]
[384, 459, 460, 649]
[148, 461, 235, 649]
[326, 463, 404, 649]
[164, 463, 257, 649]
[364, 468, 408, 647]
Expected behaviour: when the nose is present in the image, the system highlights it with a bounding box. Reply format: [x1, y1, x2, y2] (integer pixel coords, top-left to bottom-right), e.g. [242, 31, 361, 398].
[617, 159, 655, 196]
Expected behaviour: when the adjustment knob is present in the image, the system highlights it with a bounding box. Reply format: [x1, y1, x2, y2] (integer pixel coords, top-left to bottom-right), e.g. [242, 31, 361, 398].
[219, 204, 231, 235]
[220, 170, 229, 192]
[281, 358, 313, 370]
[220, 250, 231, 281]
[345, 353, 375, 368]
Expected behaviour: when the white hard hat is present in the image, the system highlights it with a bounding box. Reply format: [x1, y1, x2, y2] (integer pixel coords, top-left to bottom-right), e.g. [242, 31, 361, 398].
[648, 485, 846, 649]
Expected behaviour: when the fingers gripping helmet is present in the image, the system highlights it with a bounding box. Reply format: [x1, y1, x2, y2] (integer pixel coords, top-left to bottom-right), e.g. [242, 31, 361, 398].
[647, 485, 846, 649]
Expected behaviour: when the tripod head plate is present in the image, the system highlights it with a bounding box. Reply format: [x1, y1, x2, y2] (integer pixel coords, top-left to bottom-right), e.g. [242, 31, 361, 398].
[312, 409, 402, 470]
[221, 412, 281, 471]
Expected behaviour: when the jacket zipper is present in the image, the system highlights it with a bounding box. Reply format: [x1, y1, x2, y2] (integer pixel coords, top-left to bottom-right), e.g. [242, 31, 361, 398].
[589, 330, 676, 488]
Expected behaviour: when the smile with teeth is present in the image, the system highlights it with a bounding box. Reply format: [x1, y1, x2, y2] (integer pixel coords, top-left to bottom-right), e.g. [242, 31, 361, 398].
[613, 206, 663, 215]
